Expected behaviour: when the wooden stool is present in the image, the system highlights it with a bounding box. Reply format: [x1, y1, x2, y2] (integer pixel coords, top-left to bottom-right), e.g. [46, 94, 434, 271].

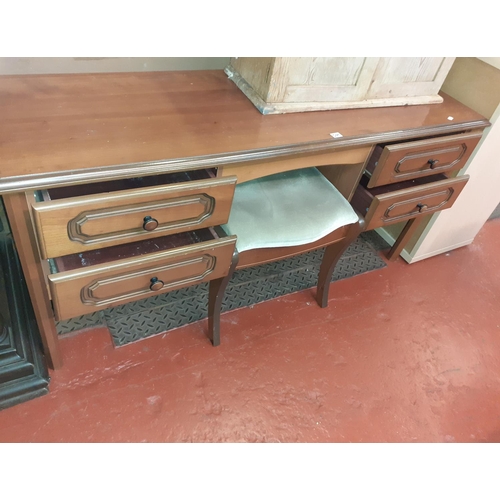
[207, 167, 363, 346]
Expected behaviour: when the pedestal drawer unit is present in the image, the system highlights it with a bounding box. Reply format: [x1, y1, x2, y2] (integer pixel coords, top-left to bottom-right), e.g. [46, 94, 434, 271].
[27, 168, 238, 321]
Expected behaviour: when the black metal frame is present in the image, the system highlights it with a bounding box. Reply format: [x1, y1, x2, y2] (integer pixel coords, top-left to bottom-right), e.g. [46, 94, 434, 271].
[0, 198, 49, 411]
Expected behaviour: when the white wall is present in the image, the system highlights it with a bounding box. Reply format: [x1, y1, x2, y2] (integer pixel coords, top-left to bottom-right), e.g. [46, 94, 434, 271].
[408, 103, 500, 262]
[478, 58, 500, 70]
[406, 58, 500, 262]
[0, 57, 230, 75]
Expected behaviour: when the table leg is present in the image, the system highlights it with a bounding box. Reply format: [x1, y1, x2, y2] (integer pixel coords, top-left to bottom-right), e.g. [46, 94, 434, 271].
[207, 249, 239, 346]
[3, 193, 63, 369]
[387, 217, 421, 262]
[316, 217, 364, 308]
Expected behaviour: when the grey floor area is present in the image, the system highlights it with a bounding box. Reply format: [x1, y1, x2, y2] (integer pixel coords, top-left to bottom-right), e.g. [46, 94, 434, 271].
[56, 231, 390, 346]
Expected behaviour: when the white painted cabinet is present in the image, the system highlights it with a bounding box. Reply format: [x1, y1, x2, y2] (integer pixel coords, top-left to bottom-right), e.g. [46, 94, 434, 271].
[399, 58, 500, 263]
[227, 57, 455, 114]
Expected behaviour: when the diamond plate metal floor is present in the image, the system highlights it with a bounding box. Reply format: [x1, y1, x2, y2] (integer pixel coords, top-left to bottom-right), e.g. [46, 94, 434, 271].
[56, 231, 388, 346]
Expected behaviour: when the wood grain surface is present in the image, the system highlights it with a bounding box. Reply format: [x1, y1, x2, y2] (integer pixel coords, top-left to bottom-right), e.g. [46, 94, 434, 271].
[353, 174, 469, 230]
[49, 234, 237, 320]
[32, 175, 236, 258]
[0, 71, 488, 186]
[366, 131, 482, 187]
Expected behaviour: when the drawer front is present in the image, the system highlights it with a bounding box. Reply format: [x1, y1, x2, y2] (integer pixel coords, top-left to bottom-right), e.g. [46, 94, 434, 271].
[366, 132, 482, 187]
[32, 176, 237, 259]
[363, 175, 469, 230]
[48, 236, 237, 321]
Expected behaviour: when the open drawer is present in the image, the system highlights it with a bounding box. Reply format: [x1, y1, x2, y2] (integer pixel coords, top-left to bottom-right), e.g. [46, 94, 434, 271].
[31, 169, 237, 259]
[364, 131, 481, 187]
[351, 173, 469, 231]
[47, 227, 237, 321]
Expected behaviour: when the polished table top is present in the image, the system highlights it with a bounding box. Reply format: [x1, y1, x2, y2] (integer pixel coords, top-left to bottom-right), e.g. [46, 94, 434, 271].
[0, 70, 489, 192]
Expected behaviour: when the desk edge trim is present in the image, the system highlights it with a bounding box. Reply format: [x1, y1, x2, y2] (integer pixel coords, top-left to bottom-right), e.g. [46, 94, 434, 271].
[0, 119, 490, 194]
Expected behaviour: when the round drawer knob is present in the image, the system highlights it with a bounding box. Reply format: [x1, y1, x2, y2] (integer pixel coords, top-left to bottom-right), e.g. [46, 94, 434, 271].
[427, 159, 439, 169]
[149, 277, 164, 292]
[417, 203, 428, 212]
[143, 216, 159, 231]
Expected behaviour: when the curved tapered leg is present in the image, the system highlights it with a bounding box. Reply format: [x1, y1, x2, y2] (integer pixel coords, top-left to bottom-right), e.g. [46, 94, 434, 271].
[207, 249, 239, 346]
[316, 218, 364, 308]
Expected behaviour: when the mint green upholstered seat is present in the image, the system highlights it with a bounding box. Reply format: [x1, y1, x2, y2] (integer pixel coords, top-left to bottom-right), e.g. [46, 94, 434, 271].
[222, 167, 359, 253]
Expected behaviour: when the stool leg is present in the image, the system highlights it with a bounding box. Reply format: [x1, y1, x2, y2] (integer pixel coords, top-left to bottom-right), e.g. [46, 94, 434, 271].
[316, 218, 364, 308]
[207, 249, 239, 346]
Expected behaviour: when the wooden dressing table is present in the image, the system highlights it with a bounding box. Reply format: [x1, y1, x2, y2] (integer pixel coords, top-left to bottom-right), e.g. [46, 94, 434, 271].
[0, 70, 489, 369]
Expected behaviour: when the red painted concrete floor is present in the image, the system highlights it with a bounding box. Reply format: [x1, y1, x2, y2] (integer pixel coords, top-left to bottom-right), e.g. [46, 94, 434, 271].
[1, 219, 500, 443]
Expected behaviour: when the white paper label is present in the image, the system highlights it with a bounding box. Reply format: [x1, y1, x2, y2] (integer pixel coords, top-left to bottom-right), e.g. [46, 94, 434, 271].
[330, 132, 343, 138]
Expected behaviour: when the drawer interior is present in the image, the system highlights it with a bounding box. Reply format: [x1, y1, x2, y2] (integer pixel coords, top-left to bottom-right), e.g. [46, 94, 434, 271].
[38, 168, 217, 201]
[51, 227, 220, 273]
[364, 145, 384, 177]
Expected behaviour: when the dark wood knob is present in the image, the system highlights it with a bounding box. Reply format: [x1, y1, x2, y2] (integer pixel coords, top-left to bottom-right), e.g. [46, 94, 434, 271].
[149, 277, 164, 291]
[143, 216, 158, 231]
[427, 159, 439, 169]
[417, 203, 427, 212]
